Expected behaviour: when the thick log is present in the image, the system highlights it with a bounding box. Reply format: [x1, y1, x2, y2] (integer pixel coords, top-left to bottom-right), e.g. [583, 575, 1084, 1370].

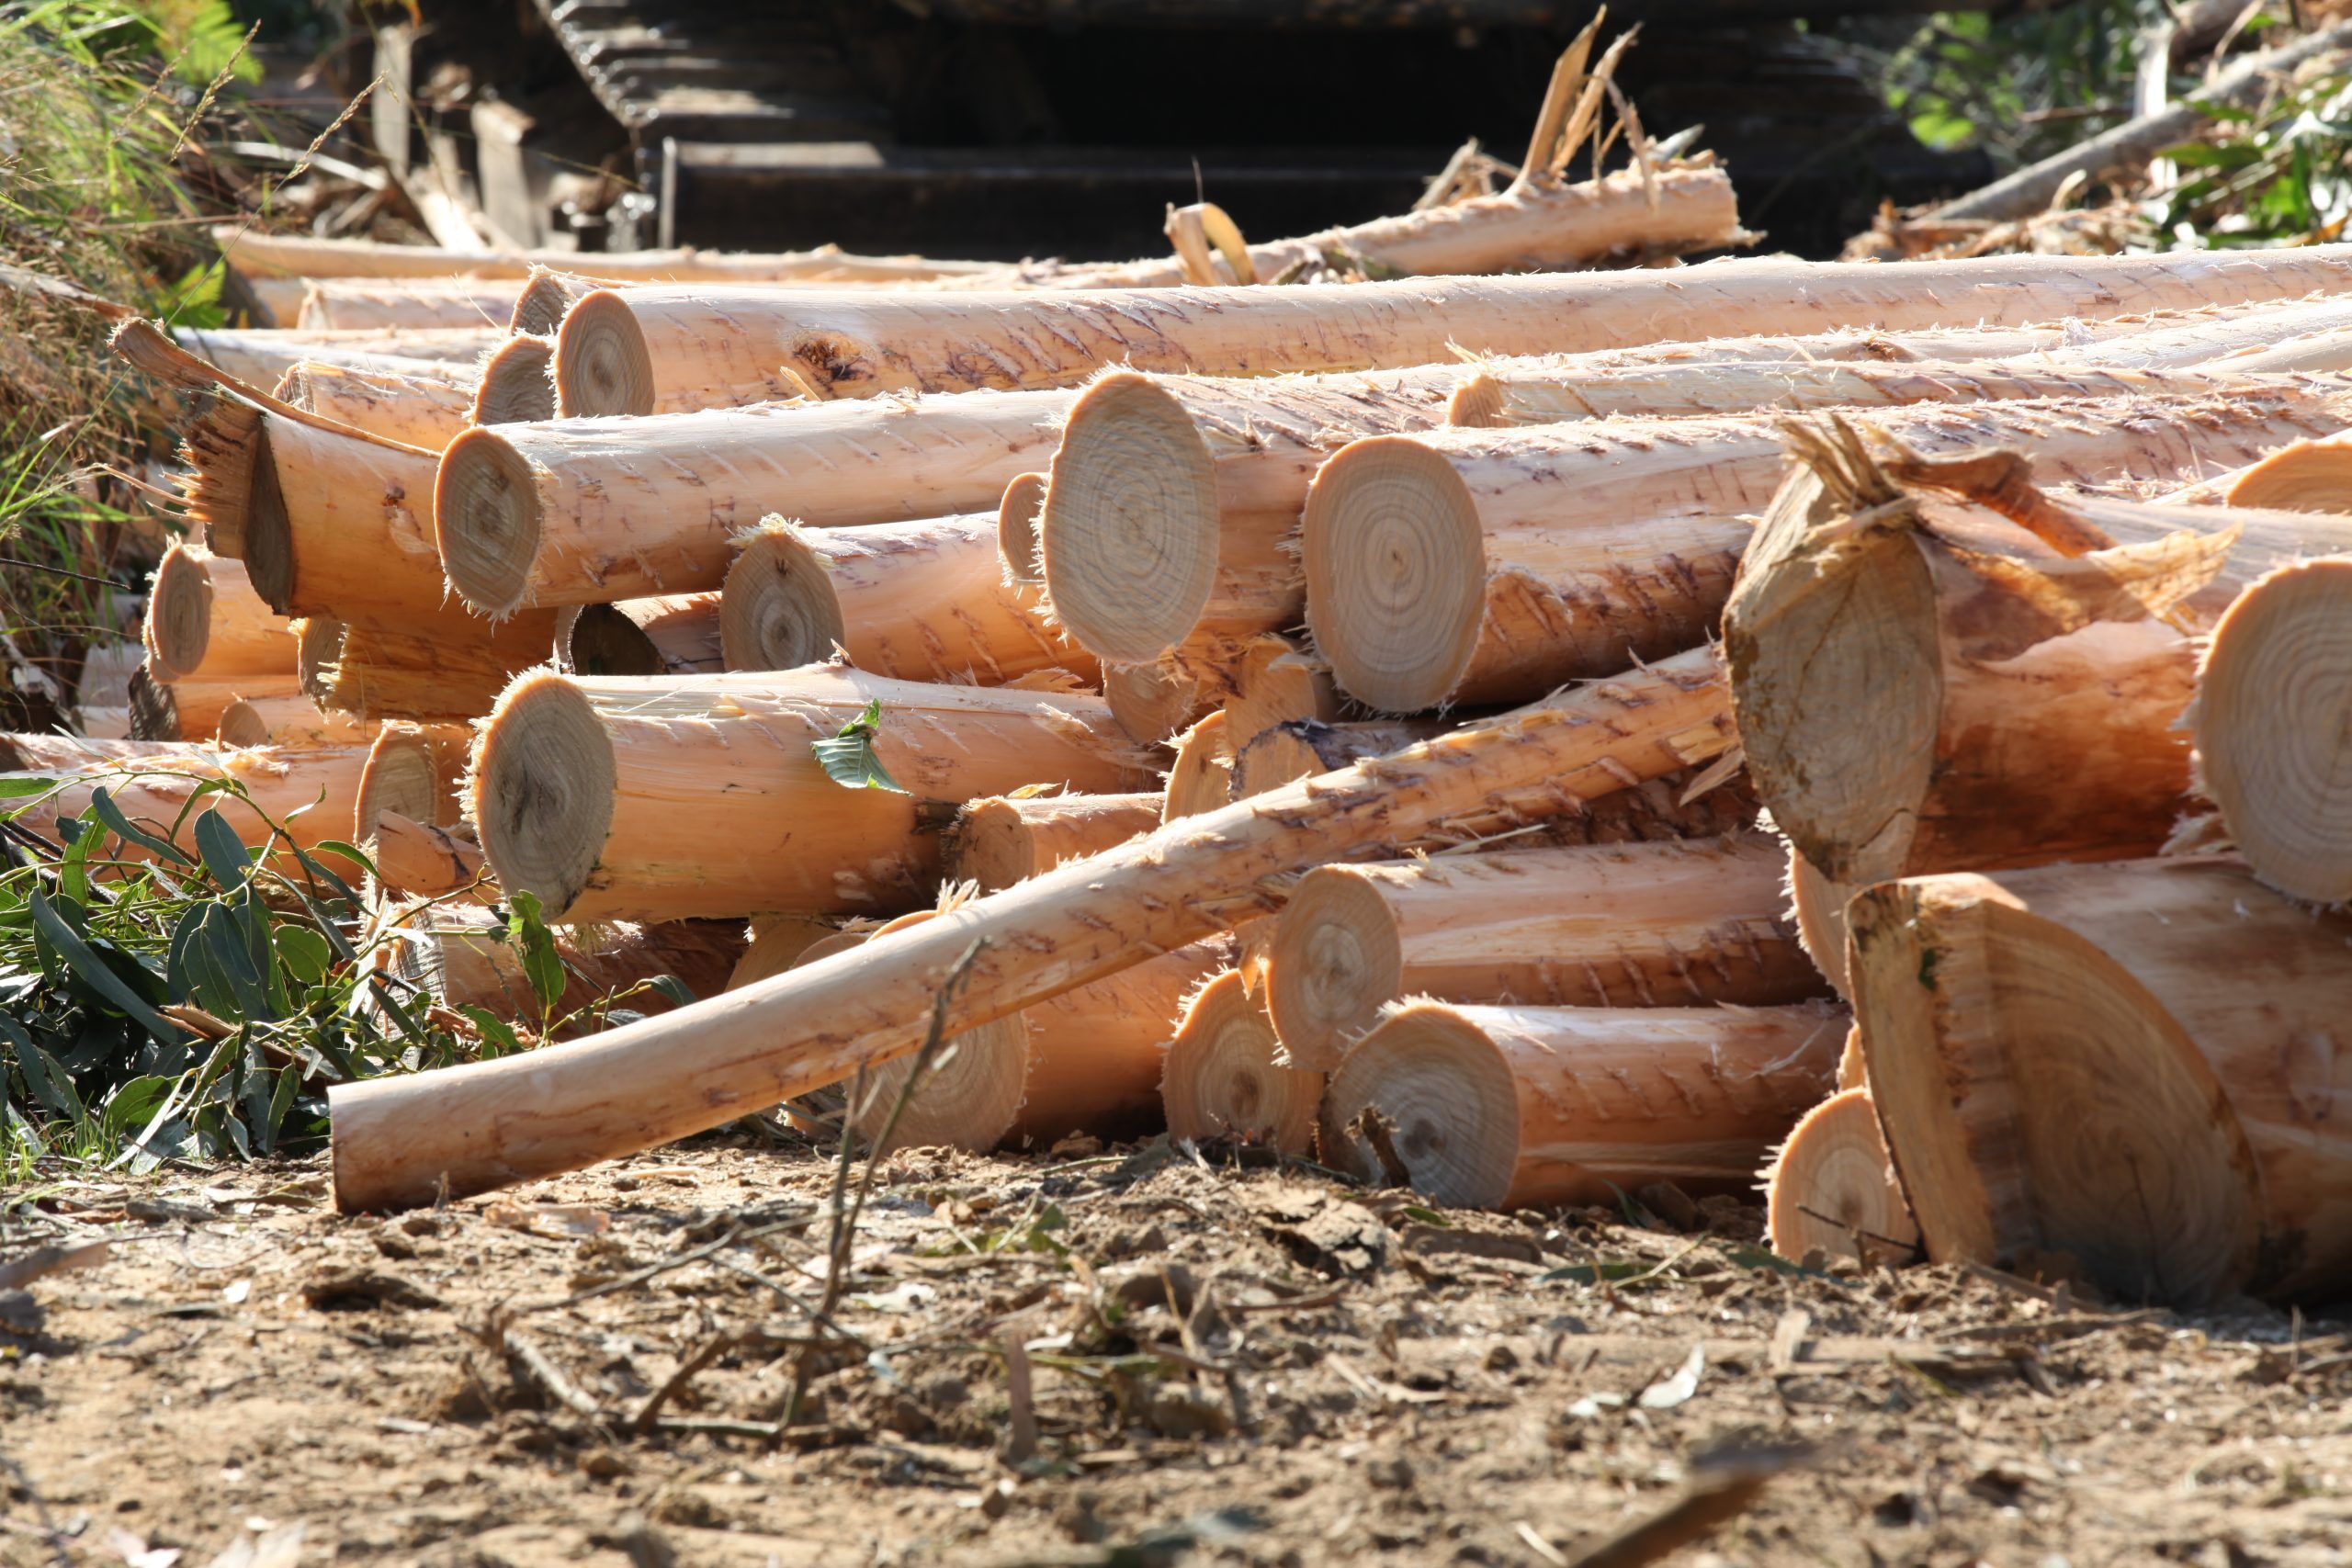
[556, 595, 725, 677]
[468, 665, 1161, 924]
[219, 694, 372, 748]
[8, 742, 374, 865]
[435, 391, 1071, 615]
[947, 792, 1164, 892]
[1012, 942, 1225, 1147]
[1724, 427, 2352, 887]
[328, 646, 1735, 1209]
[996, 471, 1048, 585]
[720, 514, 1094, 684]
[472, 335, 556, 425]
[1851, 856, 2352, 1306]
[214, 227, 1006, 284]
[1318, 998, 1845, 1209]
[1161, 969, 1319, 1155]
[1307, 383, 2352, 712]
[296, 277, 529, 332]
[276, 360, 478, 450]
[551, 247, 2352, 416]
[142, 544, 292, 682]
[1102, 660, 1215, 747]
[369, 811, 488, 900]
[300, 606, 563, 724]
[1763, 1089, 1920, 1264]
[2192, 556, 2352, 902]
[383, 905, 744, 1034]
[1265, 832, 1824, 1071]
[129, 664, 303, 742]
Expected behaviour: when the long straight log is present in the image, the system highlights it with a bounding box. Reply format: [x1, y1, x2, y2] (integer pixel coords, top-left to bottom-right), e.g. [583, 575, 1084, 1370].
[142, 544, 293, 682]
[277, 360, 477, 450]
[1265, 832, 1823, 1071]
[552, 247, 2352, 416]
[296, 277, 530, 332]
[468, 665, 1161, 924]
[2042, 296, 2352, 372]
[1160, 969, 1319, 1155]
[179, 325, 501, 382]
[214, 227, 1008, 284]
[1306, 382, 2352, 712]
[721, 514, 1094, 684]
[435, 391, 1072, 615]
[328, 646, 1736, 1209]
[947, 792, 1164, 891]
[1763, 1089, 1919, 1265]
[0, 734, 199, 772]
[1724, 425, 2352, 888]
[556, 595, 725, 677]
[1318, 998, 1846, 1209]
[1852, 855, 2352, 1306]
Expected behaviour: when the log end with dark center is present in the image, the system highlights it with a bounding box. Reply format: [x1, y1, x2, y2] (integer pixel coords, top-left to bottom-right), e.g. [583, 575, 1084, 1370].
[469, 670, 616, 921]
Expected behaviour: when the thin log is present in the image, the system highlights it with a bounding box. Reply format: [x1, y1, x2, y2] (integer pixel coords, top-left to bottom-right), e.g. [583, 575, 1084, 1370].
[178, 325, 501, 384]
[1763, 1089, 1920, 1265]
[214, 227, 1006, 284]
[1161, 969, 1319, 1155]
[947, 792, 1164, 892]
[297, 277, 528, 332]
[1318, 998, 1846, 1209]
[509, 270, 594, 337]
[556, 595, 725, 677]
[130, 665, 303, 742]
[8, 742, 374, 863]
[1222, 635, 1339, 757]
[329, 646, 1736, 1209]
[276, 360, 478, 450]
[142, 544, 293, 682]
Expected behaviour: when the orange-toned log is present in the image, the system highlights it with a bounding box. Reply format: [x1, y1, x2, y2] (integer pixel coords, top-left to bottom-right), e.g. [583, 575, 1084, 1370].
[556, 595, 725, 677]
[947, 792, 1165, 892]
[381, 906, 743, 1035]
[1319, 998, 1847, 1209]
[1763, 1089, 1920, 1265]
[369, 812, 490, 900]
[6, 743, 375, 866]
[1102, 660, 1216, 746]
[1162, 710, 1235, 821]
[1221, 635, 1339, 758]
[300, 607, 563, 724]
[275, 360, 478, 449]
[142, 544, 294, 682]
[1265, 832, 1825, 1071]
[355, 722, 473, 838]
[997, 471, 1048, 585]
[129, 665, 304, 742]
[1161, 969, 1320, 1156]
[1012, 942, 1227, 1147]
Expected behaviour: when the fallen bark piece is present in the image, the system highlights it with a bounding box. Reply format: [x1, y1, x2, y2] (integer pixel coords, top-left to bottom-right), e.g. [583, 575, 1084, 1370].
[721, 514, 1093, 684]
[2192, 556, 2352, 902]
[1764, 1089, 1920, 1264]
[1161, 969, 1320, 1155]
[468, 665, 1160, 924]
[557, 596, 725, 678]
[1319, 998, 1846, 1209]
[329, 645, 1735, 1209]
[1014, 942, 1227, 1146]
[276, 360, 478, 450]
[142, 544, 294, 682]
[551, 247, 2352, 415]
[1266, 832, 1823, 1071]
[947, 792, 1165, 892]
[1852, 855, 2352, 1307]
[435, 390, 1072, 615]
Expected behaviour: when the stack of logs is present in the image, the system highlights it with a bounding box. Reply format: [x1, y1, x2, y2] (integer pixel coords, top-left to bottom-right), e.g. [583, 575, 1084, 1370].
[18, 42, 2352, 1308]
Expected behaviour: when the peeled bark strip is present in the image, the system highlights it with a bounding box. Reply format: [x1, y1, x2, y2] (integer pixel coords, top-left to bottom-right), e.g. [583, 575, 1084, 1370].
[1103, 660, 1214, 746]
[143, 544, 292, 682]
[384, 905, 743, 1033]
[552, 247, 2352, 416]
[130, 665, 304, 742]
[1041, 368, 1464, 677]
[1162, 710, 1236, 821]
[296, 277, 530, 332]
[1160, 969, 1319, 1155]
[1308, 384, 2352, 713]
[1266, 832, 1823, 1071]
[473, 335, 556, 426]
[557, 595, 725, 677]
[330, 646, 1734, 1209]
[219, 694, 372, 748]
[1014, 942, 1226, 1146]
[721, 514, 1093, 684]
[1787, 848, 1857, 1000]
[215, 227, 1005, 285]
[305, 607, 564, 724]
[276, 360, 478, 450]
[1763, 1089, 1920, 1264]
[1319, 998, 1845, 1209]
[1724, 428, 2352, 888]
[435, 391, 1072, 615]
[2193, 557, 2352, 902]
[370, 812, 489, 899]
[469, 665, 1159, 924]
[997, 471, 1048, 585]
[947, 792, 1164, 891]
[1851, 856, 2352, 1307]
[9, 742, 373, 863]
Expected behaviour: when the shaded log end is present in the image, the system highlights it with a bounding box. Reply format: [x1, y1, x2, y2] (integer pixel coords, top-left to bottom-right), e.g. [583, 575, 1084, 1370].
[998, 470, 1048, 586]
[469, 669, 617, 921]
[143, 542, 214, 681]
[718, 519, 845, 672]
[1161, 969, 1319, 1156]
[435, 425, 545, 618]
[553, 288, 655, 418]
[1317, 998, 1519, 1207]
[1763, 1087, 1920, 1264]
[472, 333, 557, 426]
[1264, 865, 1404, 1073]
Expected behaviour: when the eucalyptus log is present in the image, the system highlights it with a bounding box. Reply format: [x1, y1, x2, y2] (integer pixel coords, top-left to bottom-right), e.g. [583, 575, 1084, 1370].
[142, 544, 292, 682]
[997, 471, 1048, 585]
[214, 227, 1005, 284]
[7, 742, 374, 864]
[300, 606, 563, 724]
[1161, 969, 1319, 1155]
[1013, 942, 1225, 1147]
[382, 906, 743, 1035]
[472, 335, 556, 425]
[179, 325, 500, 385]
[218, 694, 372, 748]
[1162, 710, 1235, 821]
[276, 360, 477, 450]
[1102, 660, 1215, 746]
[297, 277, 528, 332]
[369, 811, 489, 900]
[556, 595, 724, 677]
[130, 664, 303, 742]
[947, 792, 1164, 891]
[1764, 1089, 1920, 1265]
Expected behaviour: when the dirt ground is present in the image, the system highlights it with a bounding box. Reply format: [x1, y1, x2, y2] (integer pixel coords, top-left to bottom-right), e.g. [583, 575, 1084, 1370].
[5, 1134, 2351, 1568]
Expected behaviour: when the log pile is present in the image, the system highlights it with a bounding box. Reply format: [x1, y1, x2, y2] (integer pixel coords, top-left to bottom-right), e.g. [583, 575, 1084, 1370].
[19, 46, 2352, 1311]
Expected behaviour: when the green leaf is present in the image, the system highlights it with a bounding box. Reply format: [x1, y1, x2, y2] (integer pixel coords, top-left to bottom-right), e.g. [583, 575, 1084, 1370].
[644, 973, 696, 1008]
[810, 699, 907, 793]
[273, 924, 334, 987]
[459, 1005, 525, 1057]
[503, 891, 567, 1013]
[85, 784, 194, 866]
[59, 812, 104, 906]
[10, 1032, 85, 1123]
[29, 890, 182, 1043]
[192, 807, 254, 890]
[0, 775, 61, 800]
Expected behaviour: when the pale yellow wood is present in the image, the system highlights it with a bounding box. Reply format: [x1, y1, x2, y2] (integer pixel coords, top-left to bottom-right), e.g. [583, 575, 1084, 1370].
[1764, 1088, 1919, 1264]
[1161, 710, 1235, 822]
[947, 792, 1164, 892]
[1161, 969, 1319, 1156]
[472, 335, 556, 425]
[369, 811, 489, 900]
[276, 360, 477, 450]
[296, 277, 529, 332]
[214, 226, 1006, 283]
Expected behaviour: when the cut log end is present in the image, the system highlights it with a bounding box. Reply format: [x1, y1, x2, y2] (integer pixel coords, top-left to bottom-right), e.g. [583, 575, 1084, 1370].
[2223, 438, 2352, 513]
[1317, 1000, 1520, 1208]
[509, 272, 578, 338]
[1103, 660, 1211, 745]
[554, 288, 655, 419]
[1162, 709, 1234, 822]
[1764, 1088, 1920, 1264]
[473, 334, 556, 426]
[1042, 374, 1220, 665]
[2195, 556, 2352, 903]
[469, 670, 616, 919]
[1301, 434, 1487, 715]
[1445, 373, 1508, 429]
[560, 603, 669, 678]
[1160, 970, 1319, 1156]
[1263, 866, 1404, 1072]
[357, 728, 452, 840]
[435, 427, 543, 617]
[143, 544, 214, 680]
[998, 471, 1048, 585]
[294, 615, 344, 703]
[718, 524, 845, 672]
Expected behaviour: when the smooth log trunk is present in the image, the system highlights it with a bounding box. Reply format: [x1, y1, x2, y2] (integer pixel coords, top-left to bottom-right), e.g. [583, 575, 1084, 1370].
[1308, 383, 2352, 713]
[369, 812, 489, 900]
[214, 227, 1004, 284]
[1102, 660, 1215, 746]
[1160, 969, 1319, 1155]
[721, 514, 1094, 684]
[297, 277, 528, 332]
[1266, 832, 1824, 1071]
[219, 694, 372, 748]
[1162, 710, 1235, 821]
[473, 334, 556, 425]
[130, 665, 304, 742]
[329, 646, 1735, 1209]
[552, 247, 2352, 416]
[997, 471, 1048, 585]
[8, 743, 373, 864]
[556, 595, 725, 677]
[1851, 856, 2352, 1306]
[1318, 998, 1846, 1209]
[947, 792, 1164, 891]
[142, 545, 293, 682]
[435, 391, 1072, 615]
[179, 325, 501, 383]
[468, 665, 1160, 924]
[276, 360, 478, 450]
[2192, 556, 2352, 902]
[384, 906, 743, 1033]
[2045, 296, 2352, 372]
[1012, 942, 1226, 1146]
[1763, 1089, 1920, 1264]
[1724, 431, 2352, 888]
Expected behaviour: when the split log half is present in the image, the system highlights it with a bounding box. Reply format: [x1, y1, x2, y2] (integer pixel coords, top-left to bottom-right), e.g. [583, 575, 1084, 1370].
[1307, 383, 2352, 713]
[1851, 856, 2352, 1307]
[383, 905, 743, 1036]
[435, 390, 1072, 615]
[1161, 968, 1319, 1155]
[1102, 660, 1215, 747]
[1162, 710, 1235, 822]
[142, 544, 293, 682]
[296, 276, 530, 332]
[551, 247, 2352, 415]
[471, 335, 557, 426]
[1318, 998, 1846, 1209]
[369, 812, 489, 901]
[129, 665, 304, 742]
[275, 360, 478, 451]
[556, 595, 724, 678]
[997, 471, 1048, 585]
[467, 665, 1161, 924]
[1265, 831, 1824, 1070]
[1763, 1089, 1920, 1265]
[947, 792, 1164, 892]
[720, 514, 1094, 684]
[1012, 942, 1227, 1147]
[329, 645, 1735, 1209]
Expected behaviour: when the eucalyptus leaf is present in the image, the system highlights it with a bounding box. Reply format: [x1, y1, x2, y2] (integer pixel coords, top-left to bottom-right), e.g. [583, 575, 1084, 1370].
[810, 698, 907, 793]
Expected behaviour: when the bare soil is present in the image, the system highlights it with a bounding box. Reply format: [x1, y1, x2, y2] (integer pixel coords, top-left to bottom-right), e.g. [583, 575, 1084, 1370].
[5, 1135, 2349, 1567]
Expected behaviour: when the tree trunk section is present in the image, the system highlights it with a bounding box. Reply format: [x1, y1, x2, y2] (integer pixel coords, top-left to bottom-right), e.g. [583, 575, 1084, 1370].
[294, 278, 531, 332]
[556, 595, 725, 678]
[369, 812, 489, 900]
[1013, 942, 1226, 1146]
[1160, 968, 1320, 1156]
[142, 544, 294, 682]
[1763, 1089, 1920, 1265]
[997, 471, 1048, 585]
[473, 335, 556, 425]
[382, 906, 745, 1036]
[947, 792, 1164, 891]
[129, 666, 304, 742]
[1162, 710, 1235, 822]
[276, 360, 478, 451]
[219, 694, 373, 748]
[1102, 660, 1215, 746]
